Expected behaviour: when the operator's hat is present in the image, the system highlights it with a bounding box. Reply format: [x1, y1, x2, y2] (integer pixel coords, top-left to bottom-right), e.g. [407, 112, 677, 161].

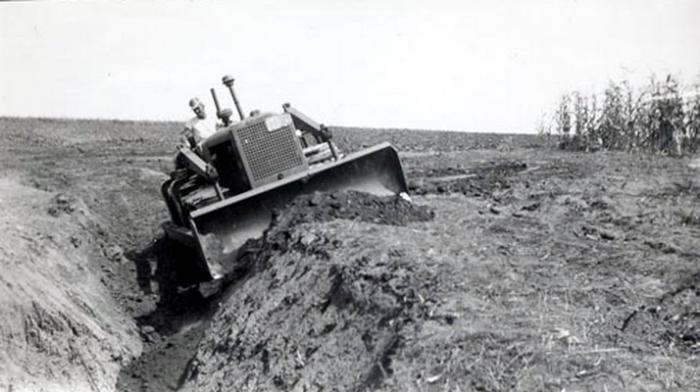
[189, 97, 204, 110]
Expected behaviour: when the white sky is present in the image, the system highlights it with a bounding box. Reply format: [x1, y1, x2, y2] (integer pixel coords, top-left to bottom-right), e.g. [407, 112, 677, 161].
[1, 0, 699, 132]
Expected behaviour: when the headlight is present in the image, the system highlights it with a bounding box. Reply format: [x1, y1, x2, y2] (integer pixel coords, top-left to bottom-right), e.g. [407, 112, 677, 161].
[265, 114, 293, 131]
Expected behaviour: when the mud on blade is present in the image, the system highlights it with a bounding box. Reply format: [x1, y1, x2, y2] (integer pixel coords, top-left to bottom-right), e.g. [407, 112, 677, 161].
[189, 143, 408, 280]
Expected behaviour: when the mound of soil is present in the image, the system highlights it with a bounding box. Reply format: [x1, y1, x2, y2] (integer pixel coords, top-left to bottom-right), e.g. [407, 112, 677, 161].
[272, 191, 435, 227]
[236, 191, 435, 272]
[0, 177, 141, 392]
[181, 192, 435, 391]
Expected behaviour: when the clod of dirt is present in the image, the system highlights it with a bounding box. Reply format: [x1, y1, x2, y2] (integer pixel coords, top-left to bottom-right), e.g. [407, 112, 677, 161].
[104, 244, 126, 263]
[521, 201, 541, 211]
[47, 193, 79, 216]
[678, 209, 700, 226]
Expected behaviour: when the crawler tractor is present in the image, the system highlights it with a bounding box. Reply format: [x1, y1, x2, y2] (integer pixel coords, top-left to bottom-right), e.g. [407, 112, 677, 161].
[161, 76, 408, 282]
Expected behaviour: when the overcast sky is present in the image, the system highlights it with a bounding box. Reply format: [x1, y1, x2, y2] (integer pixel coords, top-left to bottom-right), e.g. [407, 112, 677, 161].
[1, 0, 699, 132]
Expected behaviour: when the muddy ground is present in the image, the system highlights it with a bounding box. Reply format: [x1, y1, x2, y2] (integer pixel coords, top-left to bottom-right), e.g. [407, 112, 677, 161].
[0, 117, 698, 391]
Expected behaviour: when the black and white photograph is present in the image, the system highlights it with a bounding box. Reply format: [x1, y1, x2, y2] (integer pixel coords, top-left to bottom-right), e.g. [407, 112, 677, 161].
[1, 1, 699, 391]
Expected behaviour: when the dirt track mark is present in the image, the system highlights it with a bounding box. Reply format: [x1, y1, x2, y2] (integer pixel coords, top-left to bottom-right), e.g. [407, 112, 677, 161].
[408, 159, 528, 197]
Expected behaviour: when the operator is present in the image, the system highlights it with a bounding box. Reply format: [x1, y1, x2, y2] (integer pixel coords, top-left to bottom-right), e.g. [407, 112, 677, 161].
[181, 97, 218, 151]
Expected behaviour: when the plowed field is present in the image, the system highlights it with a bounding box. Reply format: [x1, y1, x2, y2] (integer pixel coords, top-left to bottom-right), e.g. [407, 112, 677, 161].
[1, 117, 698, 392]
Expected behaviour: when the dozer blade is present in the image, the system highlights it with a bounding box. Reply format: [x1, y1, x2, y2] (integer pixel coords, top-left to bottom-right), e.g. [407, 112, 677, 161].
[188, 142, 408, 280]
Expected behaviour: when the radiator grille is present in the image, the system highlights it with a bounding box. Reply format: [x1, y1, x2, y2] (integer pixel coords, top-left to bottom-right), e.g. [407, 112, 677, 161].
[236, 120, 305, 185]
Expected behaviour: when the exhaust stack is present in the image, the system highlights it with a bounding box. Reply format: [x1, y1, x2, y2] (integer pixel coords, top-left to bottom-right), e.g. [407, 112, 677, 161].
[222, 75, 245, 121]
[210, 88, 232, 126]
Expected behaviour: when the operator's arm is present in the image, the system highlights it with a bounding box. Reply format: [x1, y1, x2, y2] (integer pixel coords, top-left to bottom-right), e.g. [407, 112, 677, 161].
[180, 126, 196, 149]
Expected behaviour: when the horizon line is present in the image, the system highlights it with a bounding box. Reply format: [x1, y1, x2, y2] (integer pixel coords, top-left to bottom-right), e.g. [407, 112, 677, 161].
[0, 115, 537, 135]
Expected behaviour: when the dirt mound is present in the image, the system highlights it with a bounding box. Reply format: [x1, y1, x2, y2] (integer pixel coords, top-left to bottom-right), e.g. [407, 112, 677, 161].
[272, 191, 434, 226]
[0, 177, 141, 392]
[180, 192, 435, 391]
[47, 193, 80, 216]
[232, 191, 434, 275]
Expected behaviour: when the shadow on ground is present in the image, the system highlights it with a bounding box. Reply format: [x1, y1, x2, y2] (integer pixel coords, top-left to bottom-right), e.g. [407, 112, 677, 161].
[116, 238, 218, 392]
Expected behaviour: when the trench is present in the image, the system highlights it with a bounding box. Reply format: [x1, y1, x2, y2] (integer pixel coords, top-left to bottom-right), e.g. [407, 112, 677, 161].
[113, 190, 435, 391]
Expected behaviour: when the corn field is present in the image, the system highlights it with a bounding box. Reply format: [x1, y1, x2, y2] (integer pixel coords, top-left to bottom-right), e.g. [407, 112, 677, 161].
[540, 74, 700, 155]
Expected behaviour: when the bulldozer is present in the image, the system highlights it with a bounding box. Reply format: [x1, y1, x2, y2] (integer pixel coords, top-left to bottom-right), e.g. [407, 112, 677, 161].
[161, 76, 409, 283]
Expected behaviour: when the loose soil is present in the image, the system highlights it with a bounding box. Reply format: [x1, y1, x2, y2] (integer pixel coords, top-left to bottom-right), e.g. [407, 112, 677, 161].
[1, 117, 699, 391]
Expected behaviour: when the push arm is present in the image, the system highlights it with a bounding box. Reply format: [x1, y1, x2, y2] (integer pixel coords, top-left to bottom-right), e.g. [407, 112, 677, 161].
[282, 103, 332, 142]
[282, 103, 338, 160]
[176, 147, 219, 182]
